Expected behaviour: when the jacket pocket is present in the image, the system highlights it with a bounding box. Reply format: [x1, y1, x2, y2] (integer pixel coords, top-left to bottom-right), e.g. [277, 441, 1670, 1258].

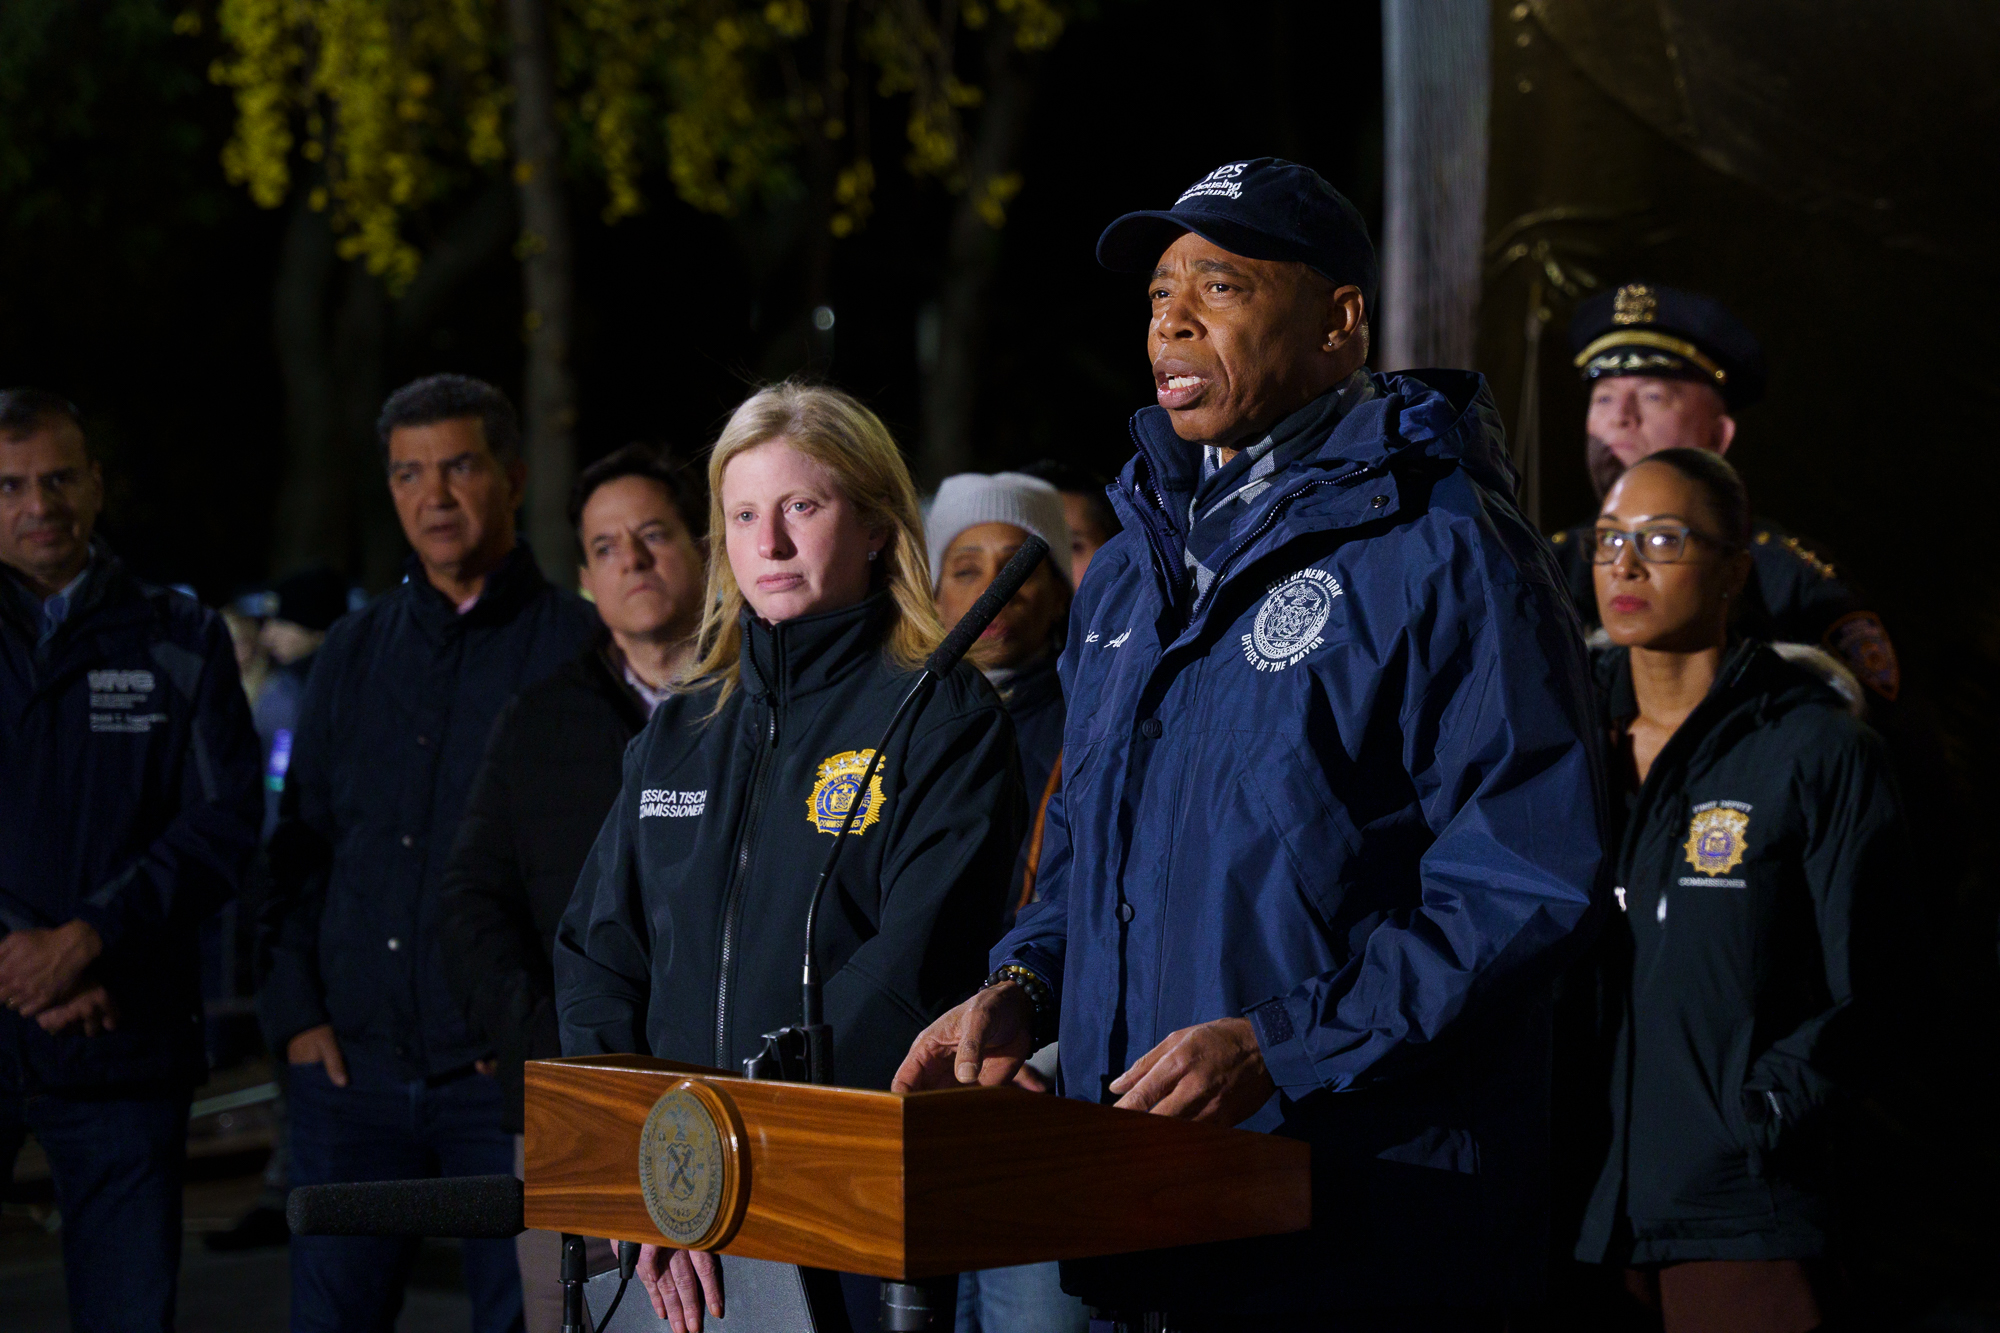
[1241, 738, 1365, 931]
[1721, 1018, 1770, 1180]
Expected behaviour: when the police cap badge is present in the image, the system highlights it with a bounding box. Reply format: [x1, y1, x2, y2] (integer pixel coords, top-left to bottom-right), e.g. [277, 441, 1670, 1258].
[1571, 283, 1767, 410]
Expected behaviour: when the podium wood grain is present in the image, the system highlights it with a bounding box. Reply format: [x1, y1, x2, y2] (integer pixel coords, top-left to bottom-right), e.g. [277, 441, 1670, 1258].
[523, 1056, 1309, 1280]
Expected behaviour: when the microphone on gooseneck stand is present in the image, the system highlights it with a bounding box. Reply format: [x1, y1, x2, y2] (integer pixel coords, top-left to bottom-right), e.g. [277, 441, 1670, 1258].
[741, 535, 1051, 1088]
[288, 1178, 643, 1333]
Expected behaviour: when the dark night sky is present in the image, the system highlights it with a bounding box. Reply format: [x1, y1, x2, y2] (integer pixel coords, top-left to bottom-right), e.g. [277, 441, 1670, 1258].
[0, 0, 1383, 599]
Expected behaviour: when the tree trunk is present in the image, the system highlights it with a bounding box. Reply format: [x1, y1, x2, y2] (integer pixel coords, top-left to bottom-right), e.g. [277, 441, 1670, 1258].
[917, 38, 1039, 485]
[271, 184, 519, 585]
[503, 0, 578, 580]
[270, 198, 346, 576]
[333, 266, 395, 589]
[1379, 0, 1491, 371]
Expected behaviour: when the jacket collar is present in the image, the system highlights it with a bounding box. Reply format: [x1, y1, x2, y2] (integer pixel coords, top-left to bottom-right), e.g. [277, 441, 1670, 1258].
[1114, 369, 1511, 619]
[400, 542, 548, 633]
[585, 636, 654, 732]
[738, 592, 897, 706]
[1597, 638, 1763, 732]
[990, 648, 1062, 712]
[1593, 638, 1844, 794]
[0, 539, 130, 647]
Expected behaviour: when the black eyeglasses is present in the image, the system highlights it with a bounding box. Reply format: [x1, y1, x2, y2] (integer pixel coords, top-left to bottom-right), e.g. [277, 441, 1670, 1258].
[1591, 522, 1733, 565]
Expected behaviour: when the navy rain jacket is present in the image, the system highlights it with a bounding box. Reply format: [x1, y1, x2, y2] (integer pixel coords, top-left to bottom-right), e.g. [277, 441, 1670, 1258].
[260, 545, 597, 1081]
[995, 372, 1608, 1315]
[0, 548, 261, 1093]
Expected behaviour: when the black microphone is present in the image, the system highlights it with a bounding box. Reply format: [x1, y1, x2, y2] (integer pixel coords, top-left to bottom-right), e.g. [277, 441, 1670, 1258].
[743, 536, 1051, 1087]
[925, 536, 1052, 677]
[285, 1174, 524, 1239]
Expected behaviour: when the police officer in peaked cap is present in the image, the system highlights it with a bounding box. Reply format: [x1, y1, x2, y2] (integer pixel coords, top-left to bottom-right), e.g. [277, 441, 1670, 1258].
[1549, 282, 1903, 707]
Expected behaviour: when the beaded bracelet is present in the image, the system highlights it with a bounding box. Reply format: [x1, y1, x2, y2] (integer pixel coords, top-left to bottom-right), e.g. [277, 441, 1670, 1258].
[982, 963, 1054, 1043]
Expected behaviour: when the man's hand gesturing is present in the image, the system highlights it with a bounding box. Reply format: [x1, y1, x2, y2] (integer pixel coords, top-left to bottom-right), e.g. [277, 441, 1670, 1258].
[892, 980, 1038, 1092]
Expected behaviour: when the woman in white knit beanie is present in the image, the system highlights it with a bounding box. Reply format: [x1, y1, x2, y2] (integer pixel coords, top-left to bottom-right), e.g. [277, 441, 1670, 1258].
[927, 471, 1073, 674]
[925, 470, 1088, 1333]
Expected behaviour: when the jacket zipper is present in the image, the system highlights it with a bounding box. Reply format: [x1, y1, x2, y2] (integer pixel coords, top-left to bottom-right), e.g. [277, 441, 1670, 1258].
[715, 670, 782, 1068]
[1121, 420, 1187, 618]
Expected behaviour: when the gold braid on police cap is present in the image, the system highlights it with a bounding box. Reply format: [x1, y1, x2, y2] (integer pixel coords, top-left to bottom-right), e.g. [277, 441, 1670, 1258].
[1573, 330, 1728, 386]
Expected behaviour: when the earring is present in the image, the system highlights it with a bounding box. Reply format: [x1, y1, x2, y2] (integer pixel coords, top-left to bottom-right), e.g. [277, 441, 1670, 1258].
[867, 550, 878, 561]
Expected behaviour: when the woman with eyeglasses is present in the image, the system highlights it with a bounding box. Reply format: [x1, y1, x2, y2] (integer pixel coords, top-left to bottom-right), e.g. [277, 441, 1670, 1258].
[1572, 448, 1908, 1332]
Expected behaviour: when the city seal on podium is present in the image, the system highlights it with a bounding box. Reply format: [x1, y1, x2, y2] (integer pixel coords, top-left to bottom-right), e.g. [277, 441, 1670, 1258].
[639, 1084, 736, 1248]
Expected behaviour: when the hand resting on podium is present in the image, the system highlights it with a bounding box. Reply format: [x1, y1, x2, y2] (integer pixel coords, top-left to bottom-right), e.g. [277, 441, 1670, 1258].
[632, 1242, 722, 1333]
[891, 980, 1276, 1126]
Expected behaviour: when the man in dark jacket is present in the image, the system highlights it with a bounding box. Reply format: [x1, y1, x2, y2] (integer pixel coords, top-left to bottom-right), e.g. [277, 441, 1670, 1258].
[261, 375, 597, 1333]
[895, 160, 1609, 1329]
[0, 388, 262, 1331]
[438, 445, 705, 1333]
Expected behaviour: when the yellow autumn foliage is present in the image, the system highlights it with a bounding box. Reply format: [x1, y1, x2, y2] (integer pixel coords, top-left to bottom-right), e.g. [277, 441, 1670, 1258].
[208, 0, 1083, 288]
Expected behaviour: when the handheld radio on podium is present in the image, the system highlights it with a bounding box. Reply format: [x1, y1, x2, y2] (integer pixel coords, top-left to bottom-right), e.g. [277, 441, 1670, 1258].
[742, 534, 1051, 1088]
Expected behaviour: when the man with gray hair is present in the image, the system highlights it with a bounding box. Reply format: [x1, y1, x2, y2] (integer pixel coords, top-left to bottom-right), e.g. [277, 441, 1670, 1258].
[897, 160, 1608, 1329]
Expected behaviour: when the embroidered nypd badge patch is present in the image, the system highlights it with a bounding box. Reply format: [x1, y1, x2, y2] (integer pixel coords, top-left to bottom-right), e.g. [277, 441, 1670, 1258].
[1682, 800, 1751, 877]
[808, 749, 887, 836]
[1242, 567, 1342, 673]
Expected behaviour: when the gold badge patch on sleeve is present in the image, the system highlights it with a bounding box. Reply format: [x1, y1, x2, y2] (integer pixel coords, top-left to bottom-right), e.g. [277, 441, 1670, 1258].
[808, 749, 887, 836]
[1683, 802, 1751, 876]
[1824, 610, 1900, 702]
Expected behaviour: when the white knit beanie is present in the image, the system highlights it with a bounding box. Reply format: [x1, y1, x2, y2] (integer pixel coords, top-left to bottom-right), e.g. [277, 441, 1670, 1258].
[926, 472, 1074, 590]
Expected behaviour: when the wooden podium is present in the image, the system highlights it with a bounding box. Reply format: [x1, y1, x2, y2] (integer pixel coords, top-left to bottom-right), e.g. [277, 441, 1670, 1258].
[523, 1055, 1309, 1281]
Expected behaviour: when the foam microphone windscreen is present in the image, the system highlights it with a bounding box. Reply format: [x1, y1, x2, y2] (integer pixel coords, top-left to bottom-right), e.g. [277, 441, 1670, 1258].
[285, 1173, 524, 1239]
[925, 535, 1050, 678]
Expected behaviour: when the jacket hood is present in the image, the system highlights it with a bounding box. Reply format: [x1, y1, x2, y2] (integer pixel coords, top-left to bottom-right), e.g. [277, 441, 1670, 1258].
[1122, 369, 1514, 541]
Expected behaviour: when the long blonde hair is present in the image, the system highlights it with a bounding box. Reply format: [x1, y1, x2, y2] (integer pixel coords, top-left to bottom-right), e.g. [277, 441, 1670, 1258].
[682, 381, 944, 708]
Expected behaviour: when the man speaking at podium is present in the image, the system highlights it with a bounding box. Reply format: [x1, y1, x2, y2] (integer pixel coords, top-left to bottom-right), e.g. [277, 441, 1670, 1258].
[895, 160, 1608, 1331]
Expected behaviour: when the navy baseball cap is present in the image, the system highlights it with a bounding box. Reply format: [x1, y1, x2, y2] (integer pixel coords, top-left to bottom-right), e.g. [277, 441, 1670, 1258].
[1570, 282, 1767, 410]
[1096, 158, 1378, 307]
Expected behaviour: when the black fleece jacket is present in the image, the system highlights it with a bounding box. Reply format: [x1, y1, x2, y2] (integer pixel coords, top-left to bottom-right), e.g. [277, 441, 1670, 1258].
[260, 545, 598, 1080]
[438, 641, 647, 1131]
[1577, 640, 1909, 1266]
[554, 594, 1025, 1089]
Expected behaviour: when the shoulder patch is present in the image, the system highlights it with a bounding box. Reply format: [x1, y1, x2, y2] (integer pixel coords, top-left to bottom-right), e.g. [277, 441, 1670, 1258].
[1823, 610, 1899, 702]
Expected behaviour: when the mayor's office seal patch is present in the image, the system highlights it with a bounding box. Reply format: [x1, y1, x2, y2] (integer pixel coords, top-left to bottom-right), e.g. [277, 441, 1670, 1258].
[1683, 801, 1752, 877]
[808, 749, 887, 836]
[1242, 567, 1343, 673]
[638, 1082, 743, 1248]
